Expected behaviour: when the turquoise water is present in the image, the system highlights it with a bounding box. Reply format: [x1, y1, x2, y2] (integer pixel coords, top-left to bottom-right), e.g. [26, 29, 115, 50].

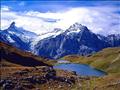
[54, 63, 106, 76]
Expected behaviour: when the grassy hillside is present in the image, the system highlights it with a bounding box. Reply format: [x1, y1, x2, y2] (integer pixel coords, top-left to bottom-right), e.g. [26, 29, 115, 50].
[0, 41, 54, 67]
[62, 47, 120, 73]
[62, 48, 120, 90]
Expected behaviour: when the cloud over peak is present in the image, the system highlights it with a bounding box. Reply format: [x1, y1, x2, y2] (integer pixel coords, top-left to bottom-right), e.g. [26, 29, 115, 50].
[1, 4, 120, 35]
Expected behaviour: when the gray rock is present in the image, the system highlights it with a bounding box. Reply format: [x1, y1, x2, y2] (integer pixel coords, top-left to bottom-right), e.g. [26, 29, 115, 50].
[14, 85, 25, 90]
[3, 83, 14, 90]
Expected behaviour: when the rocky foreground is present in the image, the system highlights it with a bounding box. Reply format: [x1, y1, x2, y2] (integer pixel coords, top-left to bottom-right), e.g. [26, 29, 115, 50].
[1, 66, 120, 90]
[0, 66, 78, 90]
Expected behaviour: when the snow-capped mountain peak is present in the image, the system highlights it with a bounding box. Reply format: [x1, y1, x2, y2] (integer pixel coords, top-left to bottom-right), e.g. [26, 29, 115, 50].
[8, 22, 16, 30]
[30, 28, 65, 50]
[67, 23, 82, 31]
[65, 23, 90, 35]
[1, 22, 120, 59]
[0, 22, 37, 51]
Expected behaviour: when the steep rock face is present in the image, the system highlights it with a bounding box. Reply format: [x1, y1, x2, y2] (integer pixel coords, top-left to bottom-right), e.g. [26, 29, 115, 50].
[97, 34, 120, 47]
[0, 22, 37, 51]
[32, 23, 110, 59]
[107, 34, 120, 47]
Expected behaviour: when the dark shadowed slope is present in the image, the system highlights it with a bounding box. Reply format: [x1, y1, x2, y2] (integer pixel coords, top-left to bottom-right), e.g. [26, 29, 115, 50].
[0, 41, 51, 67]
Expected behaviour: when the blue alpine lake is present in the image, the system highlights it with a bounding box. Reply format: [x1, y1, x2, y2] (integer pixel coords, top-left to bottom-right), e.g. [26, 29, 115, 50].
[53, 63, 106, 77]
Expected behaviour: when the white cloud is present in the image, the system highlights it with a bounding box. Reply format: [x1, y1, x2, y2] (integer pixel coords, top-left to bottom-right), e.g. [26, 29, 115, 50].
[1, 6, 120, 35]
[1, 6, 10, 11]
[1, 9, 54, 33]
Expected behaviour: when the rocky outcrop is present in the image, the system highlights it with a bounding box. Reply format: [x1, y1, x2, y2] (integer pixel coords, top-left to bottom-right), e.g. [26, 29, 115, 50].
[0, 67, 76, 90]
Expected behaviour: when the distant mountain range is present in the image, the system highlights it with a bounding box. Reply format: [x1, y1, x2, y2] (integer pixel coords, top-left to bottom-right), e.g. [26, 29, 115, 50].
[0, 22, 120, 59]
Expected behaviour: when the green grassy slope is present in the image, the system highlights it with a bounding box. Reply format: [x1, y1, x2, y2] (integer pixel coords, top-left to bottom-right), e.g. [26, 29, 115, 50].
[62, 47, 120, 73]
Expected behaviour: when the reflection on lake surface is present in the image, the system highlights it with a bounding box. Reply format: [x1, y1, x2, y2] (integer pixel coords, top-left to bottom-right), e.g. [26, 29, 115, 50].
[57, 60, 70, 63]
[54, 63, 106, 77]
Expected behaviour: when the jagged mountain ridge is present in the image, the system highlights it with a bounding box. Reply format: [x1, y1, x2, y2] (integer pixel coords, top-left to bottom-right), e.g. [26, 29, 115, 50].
[0, 22, 120, 59]
[0, 22, 37, 51]
[32, 23, 112, 59]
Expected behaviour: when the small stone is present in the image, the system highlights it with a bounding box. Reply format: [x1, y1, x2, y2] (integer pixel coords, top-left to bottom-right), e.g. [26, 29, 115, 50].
[3, 83, 14, 90]
[0, 79, 5, 86]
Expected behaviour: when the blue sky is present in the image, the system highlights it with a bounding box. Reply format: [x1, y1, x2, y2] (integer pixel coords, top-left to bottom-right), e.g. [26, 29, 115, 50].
[1, 0, 120, 12]
[1, 0, 120, 35]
